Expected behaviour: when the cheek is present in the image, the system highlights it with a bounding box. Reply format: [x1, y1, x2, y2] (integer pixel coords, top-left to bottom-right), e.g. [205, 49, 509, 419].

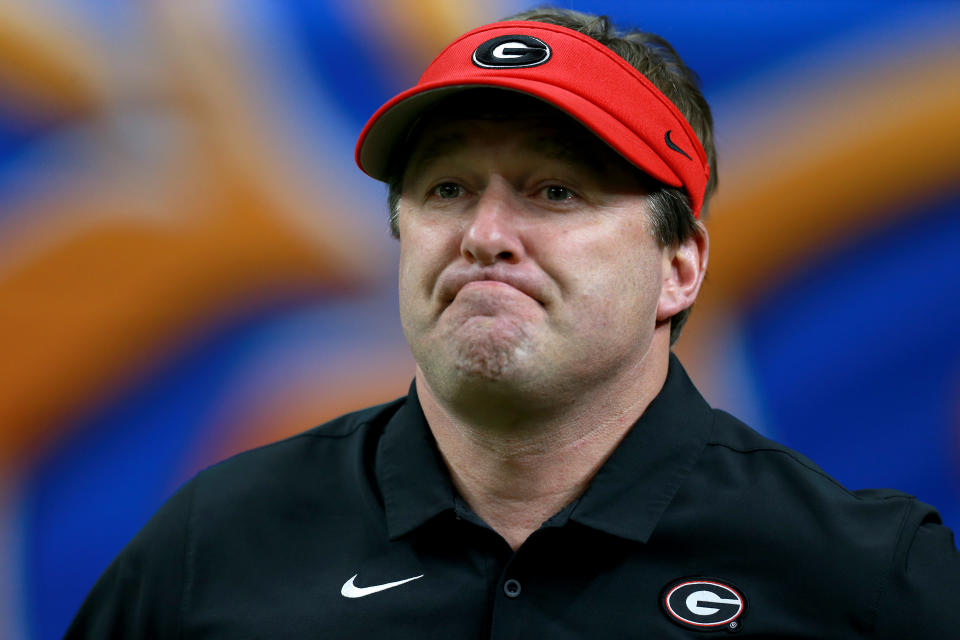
[553, 221, 661, 289]
[399, 232, 450, 277]
[396, 227, 458, 323]
[398, 205, 463, 261]
[397, 243, 427, 319]
[397, 252, 429, 344]
[557, 236, 664, 330]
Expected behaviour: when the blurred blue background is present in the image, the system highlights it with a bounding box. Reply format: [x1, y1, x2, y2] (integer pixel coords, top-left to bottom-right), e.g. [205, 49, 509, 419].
[1, 1, 958, 638]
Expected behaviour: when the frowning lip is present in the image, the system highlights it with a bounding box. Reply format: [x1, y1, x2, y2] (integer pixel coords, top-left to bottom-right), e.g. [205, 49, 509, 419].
[459, 280, 515, 293]
[437, 268, 546, 307]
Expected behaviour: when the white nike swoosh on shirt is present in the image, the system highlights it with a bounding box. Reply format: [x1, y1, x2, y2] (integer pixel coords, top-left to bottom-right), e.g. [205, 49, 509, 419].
[340, 573, 424, 598]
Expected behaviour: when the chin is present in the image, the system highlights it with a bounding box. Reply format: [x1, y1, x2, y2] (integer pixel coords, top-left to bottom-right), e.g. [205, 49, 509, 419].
[453, 333, 523, 383]
[438, 316, 524, 378]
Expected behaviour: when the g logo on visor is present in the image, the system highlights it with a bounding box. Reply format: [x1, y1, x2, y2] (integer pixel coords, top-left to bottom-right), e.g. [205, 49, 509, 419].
[473, 35, 551, 68]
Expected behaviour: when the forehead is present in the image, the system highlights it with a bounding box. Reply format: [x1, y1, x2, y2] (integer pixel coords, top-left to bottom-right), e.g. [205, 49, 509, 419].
[408, 119, 599, 174]
[397, 90, 647, 181]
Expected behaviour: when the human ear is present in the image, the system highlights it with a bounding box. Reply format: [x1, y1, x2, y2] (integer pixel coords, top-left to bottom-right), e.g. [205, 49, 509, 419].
[656, 223, 709, 322]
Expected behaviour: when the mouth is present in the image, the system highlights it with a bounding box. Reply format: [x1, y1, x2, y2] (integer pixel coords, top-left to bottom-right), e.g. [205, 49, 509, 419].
[439, 271, 546, 308]
[459, 279, 523, 295]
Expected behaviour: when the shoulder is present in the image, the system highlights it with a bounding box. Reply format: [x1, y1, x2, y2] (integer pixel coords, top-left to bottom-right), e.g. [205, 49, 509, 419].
[705, 408, 910, 504]
[697, 409, 919, 538]
[690, 409, 960, 636]
[64, 397, 409, 637]
[205, 397, 404, 468]
[133, 396, 405, 542]
[141, 396, 408, 584]
[191, 397, 406, 505]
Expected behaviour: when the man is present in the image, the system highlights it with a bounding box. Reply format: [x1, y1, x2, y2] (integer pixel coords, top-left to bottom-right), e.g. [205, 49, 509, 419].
[66, 8, 959, 638]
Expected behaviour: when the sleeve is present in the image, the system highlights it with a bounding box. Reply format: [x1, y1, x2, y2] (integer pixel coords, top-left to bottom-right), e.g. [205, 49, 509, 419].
[873, 499, 960, 637]
[62, 480, 195, 639]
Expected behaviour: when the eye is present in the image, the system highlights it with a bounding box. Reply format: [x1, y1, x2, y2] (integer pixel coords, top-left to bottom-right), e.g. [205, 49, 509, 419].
[542, 184, 576, 202]
[431, 182, 464, 199]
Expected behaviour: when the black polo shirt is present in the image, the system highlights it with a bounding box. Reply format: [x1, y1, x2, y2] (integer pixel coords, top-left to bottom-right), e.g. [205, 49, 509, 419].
[66, 355, 960, 638]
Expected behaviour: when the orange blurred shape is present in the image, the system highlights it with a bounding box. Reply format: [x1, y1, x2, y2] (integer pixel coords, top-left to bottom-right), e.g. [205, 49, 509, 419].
[0, 169, 373, 470]
[0, 1, 382, 469]
[0, 3, 106, 113]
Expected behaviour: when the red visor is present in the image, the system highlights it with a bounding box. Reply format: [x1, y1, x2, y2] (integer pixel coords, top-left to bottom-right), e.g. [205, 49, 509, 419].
[356, 21, 710, 218]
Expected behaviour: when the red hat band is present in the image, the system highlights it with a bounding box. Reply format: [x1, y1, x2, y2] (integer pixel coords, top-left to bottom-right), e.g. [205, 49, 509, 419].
[356, 21, 710, 218]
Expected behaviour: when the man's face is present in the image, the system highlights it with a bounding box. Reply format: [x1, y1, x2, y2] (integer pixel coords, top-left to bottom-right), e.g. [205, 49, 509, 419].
[396, 103, 672, 411]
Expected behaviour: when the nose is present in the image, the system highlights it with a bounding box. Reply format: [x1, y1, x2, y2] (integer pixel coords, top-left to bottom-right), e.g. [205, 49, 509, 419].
[460, 179, 524, 265]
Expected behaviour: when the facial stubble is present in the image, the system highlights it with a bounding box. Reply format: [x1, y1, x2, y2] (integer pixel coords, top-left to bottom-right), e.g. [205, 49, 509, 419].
[449, 315, 532, 383]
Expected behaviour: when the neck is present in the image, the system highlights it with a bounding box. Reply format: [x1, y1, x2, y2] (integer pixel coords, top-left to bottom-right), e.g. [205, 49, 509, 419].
[417, 341, 670, 550]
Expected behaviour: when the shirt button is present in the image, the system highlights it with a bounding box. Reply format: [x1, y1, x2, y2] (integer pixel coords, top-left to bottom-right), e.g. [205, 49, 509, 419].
[503, 579, 522, 598]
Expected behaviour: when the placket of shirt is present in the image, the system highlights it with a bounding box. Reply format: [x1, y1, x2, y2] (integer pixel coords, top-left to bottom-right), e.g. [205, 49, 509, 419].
[466, 497, 603, 640]
[485, 510, 560, 640]
[446, 496, 526, 638]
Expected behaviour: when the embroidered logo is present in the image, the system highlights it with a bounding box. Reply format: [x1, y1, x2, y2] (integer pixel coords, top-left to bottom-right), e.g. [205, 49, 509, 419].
[661, 578, 746, 632]
[664, 130, 693, 160]
[340, 573, 423, 598]
[473, 35, 551, 69]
